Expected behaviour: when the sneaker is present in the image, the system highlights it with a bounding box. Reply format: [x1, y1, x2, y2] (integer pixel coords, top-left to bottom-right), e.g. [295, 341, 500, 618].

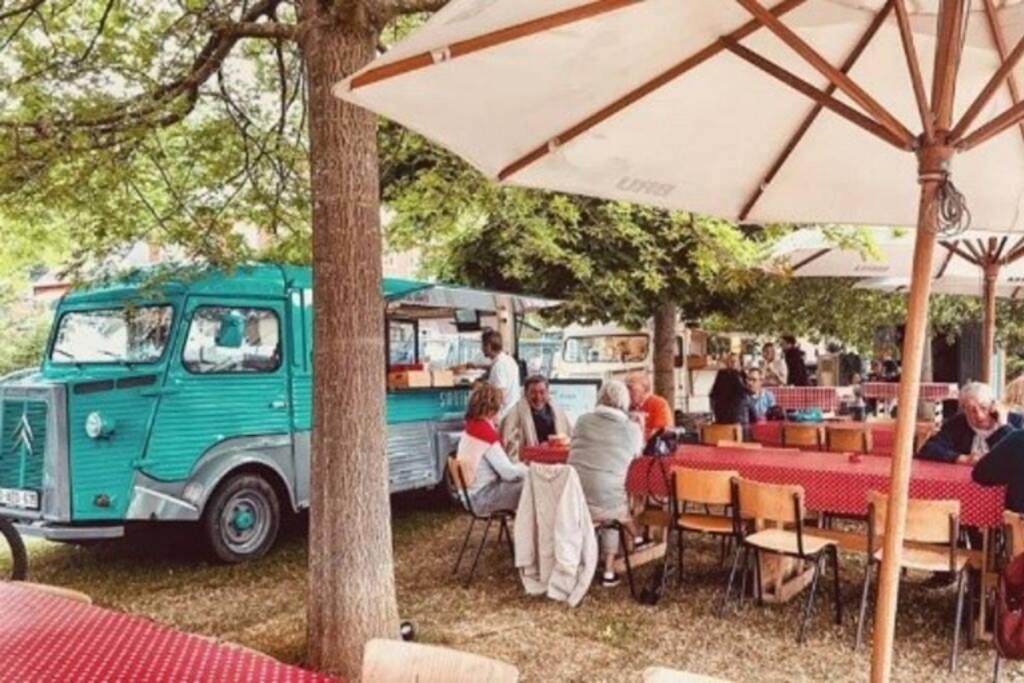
[600, 572, 621, 587]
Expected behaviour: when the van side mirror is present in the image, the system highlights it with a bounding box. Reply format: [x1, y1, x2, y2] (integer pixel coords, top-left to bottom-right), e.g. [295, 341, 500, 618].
[215, 311, 244, 348]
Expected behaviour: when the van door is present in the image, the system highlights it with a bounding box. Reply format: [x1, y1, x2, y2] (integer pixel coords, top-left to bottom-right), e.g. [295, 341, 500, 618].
[141, 297, 291, 484]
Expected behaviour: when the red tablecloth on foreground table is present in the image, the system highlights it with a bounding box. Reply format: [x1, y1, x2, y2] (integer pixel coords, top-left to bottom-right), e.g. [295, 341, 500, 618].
[771, 386, 839, 412]
[750, 421, 897, 456]
[521, 444, 570, 465]
[0, 582, 338, 683]
[625, 445, 1005, 528]
[861, 381, 957, 402]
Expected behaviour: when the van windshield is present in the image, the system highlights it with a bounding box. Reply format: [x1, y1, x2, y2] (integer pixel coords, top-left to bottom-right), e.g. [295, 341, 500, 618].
[563, 335, 649, 364]
[51, 306, 174, 364]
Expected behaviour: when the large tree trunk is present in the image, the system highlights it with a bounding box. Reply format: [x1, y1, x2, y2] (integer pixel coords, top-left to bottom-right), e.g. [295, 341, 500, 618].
[302, 6, 399, 678]
[653, 300, 677, 409]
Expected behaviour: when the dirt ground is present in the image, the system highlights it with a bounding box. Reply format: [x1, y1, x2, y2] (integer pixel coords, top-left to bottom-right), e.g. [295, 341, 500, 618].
[1, 491, 1017, 682]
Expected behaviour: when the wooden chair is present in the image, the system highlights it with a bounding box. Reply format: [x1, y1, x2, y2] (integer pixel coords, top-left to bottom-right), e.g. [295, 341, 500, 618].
[700, 423, 742, 446]
[855, 491, 970, 672]
[782, 424, 823, 449]
[825, 426, 871, 453]
[446, 455, 515, 588]
[1004, 510, 1024, 560]
[716, 440, 762, 450]
[666, 467, 740, 587]
[16, 582, 92, 604]
[362, 638, 519, 683]
[724, 478, 841, 644]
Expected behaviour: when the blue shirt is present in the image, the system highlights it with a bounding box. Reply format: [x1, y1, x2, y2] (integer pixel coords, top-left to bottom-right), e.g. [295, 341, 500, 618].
[749, 390, 776, 420]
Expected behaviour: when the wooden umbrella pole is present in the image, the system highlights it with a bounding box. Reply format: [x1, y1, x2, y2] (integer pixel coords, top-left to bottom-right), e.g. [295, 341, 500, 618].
[982, 263, 999, 384]
[870, 145, 948, 683]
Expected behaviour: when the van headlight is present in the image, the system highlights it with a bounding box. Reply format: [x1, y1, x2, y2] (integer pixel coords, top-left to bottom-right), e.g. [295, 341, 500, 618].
[85, 412, 115, 439]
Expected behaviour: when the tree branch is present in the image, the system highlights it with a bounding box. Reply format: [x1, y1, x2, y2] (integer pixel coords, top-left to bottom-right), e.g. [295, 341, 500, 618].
[373, 0, 449, 23]
[214, 19, 299, 41]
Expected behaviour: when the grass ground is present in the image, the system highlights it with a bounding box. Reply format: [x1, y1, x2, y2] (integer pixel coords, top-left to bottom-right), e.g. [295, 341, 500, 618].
[0, 492, 1017, 682]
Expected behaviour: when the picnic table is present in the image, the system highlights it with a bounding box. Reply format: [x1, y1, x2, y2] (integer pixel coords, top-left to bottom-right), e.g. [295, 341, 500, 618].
[861, 381, 957, 402]
[0, 582, 338, 683]
[521, 443, 569, 465]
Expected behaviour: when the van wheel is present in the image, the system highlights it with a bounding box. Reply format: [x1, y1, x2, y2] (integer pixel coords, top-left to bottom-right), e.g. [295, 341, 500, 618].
[202, 474, 280, 563]
[0, 516, 28, 580]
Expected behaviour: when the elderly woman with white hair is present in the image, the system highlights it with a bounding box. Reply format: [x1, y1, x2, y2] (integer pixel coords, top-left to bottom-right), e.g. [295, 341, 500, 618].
[918, 381, 1023, 464]
[567, 380, 644, 587]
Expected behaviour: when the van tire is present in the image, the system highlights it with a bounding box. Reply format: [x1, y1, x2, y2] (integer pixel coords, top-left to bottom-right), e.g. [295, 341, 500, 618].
[0, 516, 28, 580]
[202, 474, 280, 563]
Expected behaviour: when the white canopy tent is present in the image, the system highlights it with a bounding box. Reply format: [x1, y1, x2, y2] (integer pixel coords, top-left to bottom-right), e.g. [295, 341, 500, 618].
[337, 1, 1024, 679]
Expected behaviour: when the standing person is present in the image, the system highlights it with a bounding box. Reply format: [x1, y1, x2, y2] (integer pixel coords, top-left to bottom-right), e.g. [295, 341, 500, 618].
[625, 371, 674, 440]
[500, 375, 573, 460]
[709, 353, 751, 425]
[918, 382, 1024, 463]
[781, 335, 810, 387]
[760, 342, 787, 386]
[568, 380, 644, 587]
[455, 384, 528, 515]
[454, 328, 521, 420]
[745, 368, 776, 422]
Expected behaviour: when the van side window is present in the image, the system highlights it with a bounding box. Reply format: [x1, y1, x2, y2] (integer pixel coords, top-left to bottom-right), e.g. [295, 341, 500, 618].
[183, 307, 281, 374]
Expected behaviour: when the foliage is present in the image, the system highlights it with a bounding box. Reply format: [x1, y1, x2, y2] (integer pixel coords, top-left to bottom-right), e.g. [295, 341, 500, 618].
[0, 308, 51, 376]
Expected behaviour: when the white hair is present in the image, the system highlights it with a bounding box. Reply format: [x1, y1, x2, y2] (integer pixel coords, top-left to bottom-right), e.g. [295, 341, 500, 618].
[960, 381, 994, 406]
[625, 371, 651, 391]
[597, 380, 631, 412]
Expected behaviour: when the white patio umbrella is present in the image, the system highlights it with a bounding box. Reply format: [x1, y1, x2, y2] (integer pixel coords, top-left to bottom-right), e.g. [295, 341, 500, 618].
[336, 2, 1024, 678]
[770, 226, 1024, 380]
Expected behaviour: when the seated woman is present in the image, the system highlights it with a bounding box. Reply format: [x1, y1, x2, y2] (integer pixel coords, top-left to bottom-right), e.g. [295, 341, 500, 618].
[456, 383, 528, 515]
[568, 380, 644, 587]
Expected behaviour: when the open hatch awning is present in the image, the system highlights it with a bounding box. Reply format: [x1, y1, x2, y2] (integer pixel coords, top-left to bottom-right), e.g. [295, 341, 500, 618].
[385, 280, 560, 317]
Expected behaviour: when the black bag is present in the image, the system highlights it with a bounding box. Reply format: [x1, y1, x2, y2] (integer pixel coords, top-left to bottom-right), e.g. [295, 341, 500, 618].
[643, 428, 678, 457]
[766, 405, 786, 422]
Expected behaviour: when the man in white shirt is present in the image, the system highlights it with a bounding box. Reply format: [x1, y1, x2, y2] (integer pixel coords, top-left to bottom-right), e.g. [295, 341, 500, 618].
[455, 329, 521, 419]
[760, 342, 788, 386]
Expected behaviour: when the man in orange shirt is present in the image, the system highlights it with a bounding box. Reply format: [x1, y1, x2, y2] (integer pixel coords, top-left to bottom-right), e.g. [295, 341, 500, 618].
[625, 371, 674, 440]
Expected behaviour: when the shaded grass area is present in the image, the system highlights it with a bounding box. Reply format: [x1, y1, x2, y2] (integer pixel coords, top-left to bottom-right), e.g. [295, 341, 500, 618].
[1, 492, 1018, 682]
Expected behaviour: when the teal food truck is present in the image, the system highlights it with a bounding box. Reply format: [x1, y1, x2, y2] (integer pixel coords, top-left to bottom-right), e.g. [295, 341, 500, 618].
[0, 264, 556, 562]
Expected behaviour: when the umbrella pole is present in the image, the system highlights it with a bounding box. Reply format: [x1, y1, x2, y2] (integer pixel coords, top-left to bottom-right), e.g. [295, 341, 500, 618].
[982, 264, 998, 384]
[870, 146, 948, 682]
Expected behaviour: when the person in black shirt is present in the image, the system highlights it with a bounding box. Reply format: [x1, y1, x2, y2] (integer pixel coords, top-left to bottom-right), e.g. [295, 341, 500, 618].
[781, 335, 809, 387]
[710, 353, 751, 425]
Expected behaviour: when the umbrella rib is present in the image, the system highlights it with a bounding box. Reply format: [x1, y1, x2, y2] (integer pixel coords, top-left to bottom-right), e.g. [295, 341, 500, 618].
[495, 0, 808, 181]
[994, 235, 1010, 263]
[931, 0, 968, 131]
[349, 0, 641, 89]
[1002, 236, 1024, 264]
[964, 239, 986, 264]
[791, 248, 831, 272]
[734, 0, 916, 149]
[942, 240, 982, 265]
[724, 40, 910, 151]
[738, 1, 894, 221]
[957, 97, 1024, 150]
[893, 0, 935, 143]
[950, 0, 1024, 142]
[935, 244, 956, 278]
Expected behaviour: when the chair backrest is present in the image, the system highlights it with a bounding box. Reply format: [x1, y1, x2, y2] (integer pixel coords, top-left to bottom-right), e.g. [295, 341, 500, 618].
[782, 424, 822, 448]
[866, 490, 960, 545]
[362, 638, 520, 683]
[1006, 511, 1024, 560]
[716, 440, 762, 450]
[700, 423, 742, 445]
[734, 477, 805, 526]
[672, 467, 740, 507]
[825, 426, 869, 453]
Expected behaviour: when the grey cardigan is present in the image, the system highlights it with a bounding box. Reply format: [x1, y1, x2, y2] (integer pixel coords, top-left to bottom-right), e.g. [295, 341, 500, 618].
[567, 406, 643, 513]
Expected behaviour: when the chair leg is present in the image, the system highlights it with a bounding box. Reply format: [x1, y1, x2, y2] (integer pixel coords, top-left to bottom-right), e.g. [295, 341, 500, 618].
[501, 517, 515, 564]
[676, 529, 686, 587]
[994, 654, 1002, 683]
[754, 548, 763, 606]
[830, 546, 842, 625]
[855, 561, 874, 650]
[950, 569, 967, 673]
[718, 535, 727, 568]
[798, 555, 824, 645]
[453, 518, 476, 576]
[967, 569, 977, 650]
[739, 546, 751, 609]
[720, 543, 744, 617]
[617, 524, 638, 601]
[465, 518, 492, 588]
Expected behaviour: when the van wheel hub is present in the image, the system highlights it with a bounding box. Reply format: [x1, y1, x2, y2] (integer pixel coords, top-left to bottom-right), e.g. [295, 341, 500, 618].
[220, 491, 270, 553]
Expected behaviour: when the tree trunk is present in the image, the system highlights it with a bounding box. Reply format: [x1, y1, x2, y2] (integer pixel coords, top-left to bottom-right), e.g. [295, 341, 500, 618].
[301, 6, 399, 678]
[653, 300, 677, 409]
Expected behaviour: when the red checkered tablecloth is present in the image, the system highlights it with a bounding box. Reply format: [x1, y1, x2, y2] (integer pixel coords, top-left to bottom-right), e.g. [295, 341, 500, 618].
[626, 445, 1005, 528]
[771, 386, 839, 412]
[521, 444, 570, 465]
[861, 382, 957, 402]
[0, 582, 338, 683]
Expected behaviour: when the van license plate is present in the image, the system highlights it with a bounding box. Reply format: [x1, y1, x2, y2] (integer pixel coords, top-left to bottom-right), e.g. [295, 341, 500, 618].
[0, 488, 39, 510]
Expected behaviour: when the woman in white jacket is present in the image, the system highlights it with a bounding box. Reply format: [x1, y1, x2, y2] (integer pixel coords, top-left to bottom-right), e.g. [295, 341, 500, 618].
[568, 380, 644, 586]
[456, 383, 528, 515]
